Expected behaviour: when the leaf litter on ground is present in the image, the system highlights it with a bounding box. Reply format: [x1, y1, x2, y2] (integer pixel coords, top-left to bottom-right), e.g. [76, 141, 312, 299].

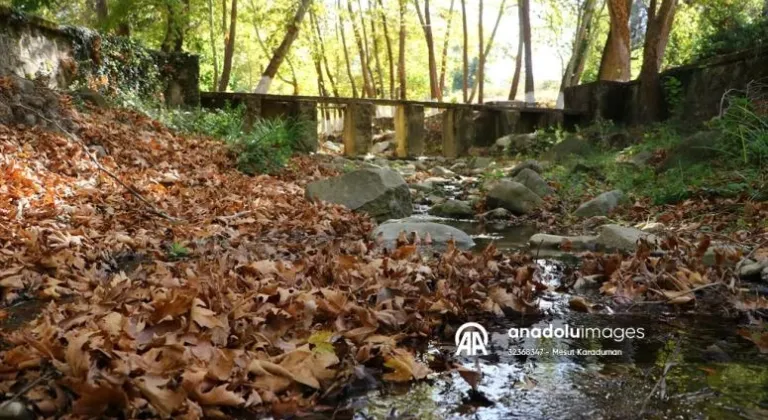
[1, 79, 767, 417]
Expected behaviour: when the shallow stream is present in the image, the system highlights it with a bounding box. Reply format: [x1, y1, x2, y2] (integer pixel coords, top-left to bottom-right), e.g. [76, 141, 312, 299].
[346, 178, 768, 420]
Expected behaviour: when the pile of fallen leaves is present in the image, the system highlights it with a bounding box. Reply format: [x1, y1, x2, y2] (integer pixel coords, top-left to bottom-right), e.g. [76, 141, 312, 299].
[0, 81, 544, 418]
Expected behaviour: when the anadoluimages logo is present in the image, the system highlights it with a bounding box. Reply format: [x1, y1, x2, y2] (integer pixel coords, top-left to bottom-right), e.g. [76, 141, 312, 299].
[455, 322, 489, 356]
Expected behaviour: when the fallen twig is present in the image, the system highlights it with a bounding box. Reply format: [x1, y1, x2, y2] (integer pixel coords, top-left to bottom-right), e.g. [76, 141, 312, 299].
[16, 104, 181, 223]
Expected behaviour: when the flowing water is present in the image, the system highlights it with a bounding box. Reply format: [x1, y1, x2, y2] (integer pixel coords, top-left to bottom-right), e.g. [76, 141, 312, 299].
[343, 178, 768, 420]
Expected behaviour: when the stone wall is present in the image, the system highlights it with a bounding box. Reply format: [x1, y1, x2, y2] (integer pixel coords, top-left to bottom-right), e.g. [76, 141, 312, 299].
[0, 6, 199, 106]
[0, 8, 76, 89]
[564, 46, 768, 125]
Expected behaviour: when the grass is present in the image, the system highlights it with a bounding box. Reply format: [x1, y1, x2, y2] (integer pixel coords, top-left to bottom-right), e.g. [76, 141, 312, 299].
[112, 93, 308, 175]
[540, 113, 768, 207]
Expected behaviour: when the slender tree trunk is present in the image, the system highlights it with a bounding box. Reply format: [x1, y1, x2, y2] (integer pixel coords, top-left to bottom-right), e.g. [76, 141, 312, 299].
[764, 0, 768, 17]
[598, 0, 631, 81]
[255, 0, 313, 93]
[369, 0, 385, 97]
[207, 0, 219, 90]
[253, 11, 297, 88]
[161, 0, 188, 52]
[377, 0, 396, 98]
[93, 0, 108, 28]
[469, 0, 505, 103]
[508, 3, 523, 100]
[414, 0, 439, 99]
[218, 0, 237, 91]
[398, 0, 407, 99]
[477, 0, 484, 103]
[338, 0, 358, 98]
[348, 0, 376, 97]
[311, 7, 339, 96]
[438, 0, 456, 98]
[638, 0, 678, 122]
[558, 0, 598, 107]
[357, 0, 378, 96]
[460, 0, 468, 103]
[574, 0, 606, 84]
[521, 0, 534, 103]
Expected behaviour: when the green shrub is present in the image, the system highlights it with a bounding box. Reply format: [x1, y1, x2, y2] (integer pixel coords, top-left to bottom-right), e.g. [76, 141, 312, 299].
[226, 118, 308, 175]
[694, 18, 768, 61]
[713, 96, 768, 166]
[118, 95, 305, 175]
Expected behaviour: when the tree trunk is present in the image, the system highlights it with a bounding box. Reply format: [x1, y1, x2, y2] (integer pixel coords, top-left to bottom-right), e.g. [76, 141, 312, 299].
[161, 0, 188, 52]
[218, 0, 237, 92]
[414, 0, 439, 100]
[347, 0, 375, 98]
[254, 0, 312, 93]
[438, 0, 456, 99]
[338, 0, 358, 98]
[598, 0, 631, 81]
[369, 0, 386, 97]
[477, 0, 484, 104]
[207, 0, 219, 90]
[398, 0, 407, 99]
[460, 0, 468, 103]
[574, 0, 606, 84]
[311, 7, 339, 96]
[521, 0, 534, 103]
[508, 2, 523, 100]
[469, 0, 505, 103]
[357, 0, 378, 97]
[252, 4, 299, 89]
[558, 0, 598, 107]
[93, 0, 108, 28]
[638, 0, 678, 123]
[377, 0, 396, 98]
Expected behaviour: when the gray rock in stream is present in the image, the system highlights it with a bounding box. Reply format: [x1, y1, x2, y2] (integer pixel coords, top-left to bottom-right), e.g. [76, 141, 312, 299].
[529, 224, 657, 253]
[513, 168, 553, 198]
[529, 233, 598, 251]
[486, 180, 544, 215]
[573, 190, 625, 217]
[594, 224, 658, 252]
[428, 200, 474, 219]
[305, 167, 412, 222]
[374, 219, 475, 250]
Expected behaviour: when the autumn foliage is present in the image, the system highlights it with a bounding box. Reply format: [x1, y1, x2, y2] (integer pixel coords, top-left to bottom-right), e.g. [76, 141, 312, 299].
[0, 82, 543, 417]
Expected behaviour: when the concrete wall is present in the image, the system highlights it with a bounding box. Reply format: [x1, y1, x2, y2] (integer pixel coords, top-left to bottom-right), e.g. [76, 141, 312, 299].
[564, 46, 768, 125]
[0, 6, 199, 106]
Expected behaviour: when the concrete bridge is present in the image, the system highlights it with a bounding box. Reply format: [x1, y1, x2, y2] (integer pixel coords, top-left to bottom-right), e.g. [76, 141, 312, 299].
[200, 92, 585, 158]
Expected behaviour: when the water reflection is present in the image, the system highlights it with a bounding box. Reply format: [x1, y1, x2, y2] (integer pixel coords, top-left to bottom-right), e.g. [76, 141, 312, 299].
[353, 311, 768, 419]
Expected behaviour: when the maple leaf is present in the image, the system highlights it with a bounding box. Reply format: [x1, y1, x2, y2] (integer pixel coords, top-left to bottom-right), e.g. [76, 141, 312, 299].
[190, 298, 226, 329]
[482, 287, 538, 316]
[382, 348, 429, 382]
[135, 375, 187, 417]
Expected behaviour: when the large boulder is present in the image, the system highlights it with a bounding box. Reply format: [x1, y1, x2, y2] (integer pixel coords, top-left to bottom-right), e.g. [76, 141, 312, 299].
[528, 233, 598, 251]
[513, 168, 552, 197]
[371, 140, 393, 155]
[428, 200, 474, 219]
[469, 156, 495, 170]
[543, 135, 593, 162]
[374, 219, 475, 250]
[594, 224, 657, 252]
[573, 190, 624, 217]
[509, 160, 545, 177]
[659, 131, 720, 172]
[430, 166, 456, 178]
[495, 133, 537, 154]
[306, 167, 412, 222]
[486, 180, 544, 215]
